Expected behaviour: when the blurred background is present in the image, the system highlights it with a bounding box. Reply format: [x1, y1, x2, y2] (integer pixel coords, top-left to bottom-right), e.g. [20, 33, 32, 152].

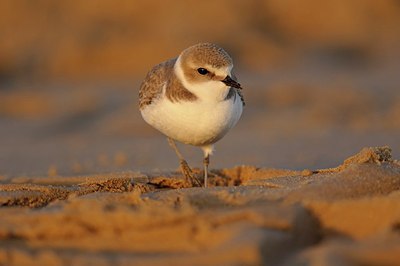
[1, 0, 400, 177]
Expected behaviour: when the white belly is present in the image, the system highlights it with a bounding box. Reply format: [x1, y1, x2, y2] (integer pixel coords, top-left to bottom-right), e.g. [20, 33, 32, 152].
[141, 97, 242, 146]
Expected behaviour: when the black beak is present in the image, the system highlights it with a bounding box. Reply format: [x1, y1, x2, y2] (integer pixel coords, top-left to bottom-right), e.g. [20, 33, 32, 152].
[222, 76, 242, 89]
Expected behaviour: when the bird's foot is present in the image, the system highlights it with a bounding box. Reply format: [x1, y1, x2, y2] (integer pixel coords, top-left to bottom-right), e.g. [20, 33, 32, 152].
[180, 159, 202, 187]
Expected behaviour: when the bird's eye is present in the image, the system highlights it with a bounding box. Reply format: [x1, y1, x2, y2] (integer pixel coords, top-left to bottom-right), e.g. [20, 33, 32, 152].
[197, 68, 209, 75]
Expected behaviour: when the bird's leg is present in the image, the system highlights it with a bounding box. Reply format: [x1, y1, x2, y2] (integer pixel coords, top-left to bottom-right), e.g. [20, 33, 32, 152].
[203, 154, 210, 188]
[167, 138, 201, 187]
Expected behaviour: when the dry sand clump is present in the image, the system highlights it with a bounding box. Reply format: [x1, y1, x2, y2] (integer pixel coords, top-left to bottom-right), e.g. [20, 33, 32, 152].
[0, 146, 399, 265]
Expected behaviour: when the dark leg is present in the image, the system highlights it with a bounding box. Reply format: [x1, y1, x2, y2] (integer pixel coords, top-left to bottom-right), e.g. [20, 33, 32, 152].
[203, 154, 210, 188]
[167, 138, 201, 187]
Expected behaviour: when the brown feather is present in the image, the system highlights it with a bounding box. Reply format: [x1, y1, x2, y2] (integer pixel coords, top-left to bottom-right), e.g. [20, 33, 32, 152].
[139, 58, 197, 110]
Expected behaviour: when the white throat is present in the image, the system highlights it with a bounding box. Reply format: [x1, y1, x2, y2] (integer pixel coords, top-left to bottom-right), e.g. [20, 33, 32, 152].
[174, 57, 231, 103]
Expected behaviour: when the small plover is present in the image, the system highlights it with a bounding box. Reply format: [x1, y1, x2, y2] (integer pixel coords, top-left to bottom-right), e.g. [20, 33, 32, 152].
[139, 43, 244, 187]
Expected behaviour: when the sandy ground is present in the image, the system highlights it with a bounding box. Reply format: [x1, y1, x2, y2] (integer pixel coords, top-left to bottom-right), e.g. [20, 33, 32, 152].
[0, 146, 399, 265]
[1, 2, 400, 265]
[1, 1, 400, 177]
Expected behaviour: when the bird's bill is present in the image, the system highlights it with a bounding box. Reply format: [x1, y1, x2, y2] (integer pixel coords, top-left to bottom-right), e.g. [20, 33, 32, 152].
[221, 76, 242, 89]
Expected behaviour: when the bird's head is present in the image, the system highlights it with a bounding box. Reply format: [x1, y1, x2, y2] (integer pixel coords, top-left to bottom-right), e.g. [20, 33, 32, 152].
[175, 43, 242, 101]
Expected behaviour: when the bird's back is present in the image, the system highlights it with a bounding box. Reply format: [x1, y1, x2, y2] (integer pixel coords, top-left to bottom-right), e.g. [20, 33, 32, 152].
[139, 59, 175, 110]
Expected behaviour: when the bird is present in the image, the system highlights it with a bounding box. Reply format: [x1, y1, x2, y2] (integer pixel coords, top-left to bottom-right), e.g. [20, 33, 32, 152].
[139, 43, 244, 187]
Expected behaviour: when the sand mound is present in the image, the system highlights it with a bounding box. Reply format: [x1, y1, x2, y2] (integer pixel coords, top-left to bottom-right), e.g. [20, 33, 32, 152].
[0, 146, 399, 265]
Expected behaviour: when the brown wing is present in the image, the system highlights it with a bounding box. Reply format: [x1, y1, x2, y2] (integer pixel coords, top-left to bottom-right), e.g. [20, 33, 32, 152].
[139, 59, 176, 110]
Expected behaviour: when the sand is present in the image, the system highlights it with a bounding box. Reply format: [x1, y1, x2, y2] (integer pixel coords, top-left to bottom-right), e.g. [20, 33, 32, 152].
[0, 146, 399, 265]
[1, 2, 400, 265]
[1, 1, 400, 177]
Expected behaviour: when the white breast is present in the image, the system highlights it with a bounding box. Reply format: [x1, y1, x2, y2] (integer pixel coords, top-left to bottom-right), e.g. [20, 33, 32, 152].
[141, 93, 242, 146]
